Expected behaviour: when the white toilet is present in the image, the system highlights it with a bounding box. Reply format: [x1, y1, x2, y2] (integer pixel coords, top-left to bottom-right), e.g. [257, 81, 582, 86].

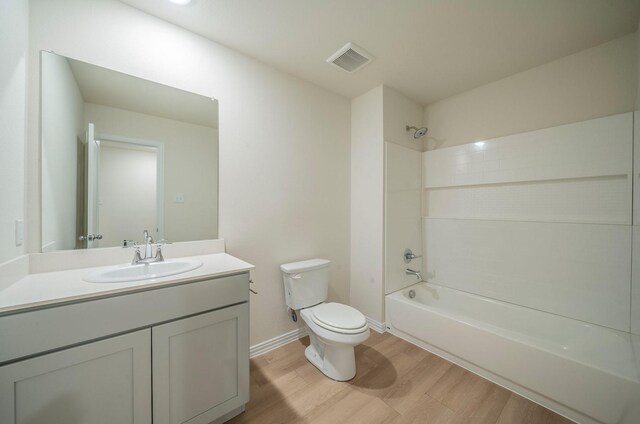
[281, 258, 369, 381]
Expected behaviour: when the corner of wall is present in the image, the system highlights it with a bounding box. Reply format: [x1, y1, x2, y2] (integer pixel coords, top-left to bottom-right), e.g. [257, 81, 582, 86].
[350, 85, 385, 322]
[381, 86, 424, 151]
[0, 0, 28, 264]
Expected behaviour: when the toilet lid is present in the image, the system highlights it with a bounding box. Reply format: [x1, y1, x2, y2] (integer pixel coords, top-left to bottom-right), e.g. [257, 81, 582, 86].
[311, 303, 367, 331]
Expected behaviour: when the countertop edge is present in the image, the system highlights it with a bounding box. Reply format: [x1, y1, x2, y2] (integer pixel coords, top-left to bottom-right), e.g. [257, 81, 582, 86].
[0, 253, 255, 316]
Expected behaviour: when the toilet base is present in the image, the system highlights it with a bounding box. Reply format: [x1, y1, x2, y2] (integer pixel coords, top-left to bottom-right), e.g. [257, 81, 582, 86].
[305, 334, 357, 381]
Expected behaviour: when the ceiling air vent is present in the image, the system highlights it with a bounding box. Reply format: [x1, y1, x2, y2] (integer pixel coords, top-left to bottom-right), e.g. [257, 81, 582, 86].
[326, 42, 374, 73]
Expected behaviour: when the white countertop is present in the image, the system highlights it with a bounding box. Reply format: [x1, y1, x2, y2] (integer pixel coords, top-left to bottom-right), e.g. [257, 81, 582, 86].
[0, 253, 254, 315]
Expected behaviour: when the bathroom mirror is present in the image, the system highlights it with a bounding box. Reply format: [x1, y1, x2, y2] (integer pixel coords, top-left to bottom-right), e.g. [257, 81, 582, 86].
[40, 51, 218, 251]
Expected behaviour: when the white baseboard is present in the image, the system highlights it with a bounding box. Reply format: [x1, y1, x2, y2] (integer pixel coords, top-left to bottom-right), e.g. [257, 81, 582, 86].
[249, 327, 308, 358]
[366, 316, 386, 333]
[249, 317, 385, 359]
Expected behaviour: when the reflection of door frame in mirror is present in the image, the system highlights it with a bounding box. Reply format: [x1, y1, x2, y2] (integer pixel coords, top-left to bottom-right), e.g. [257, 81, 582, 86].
[94, 133, 165, 244]
[85, 123, 98, 249]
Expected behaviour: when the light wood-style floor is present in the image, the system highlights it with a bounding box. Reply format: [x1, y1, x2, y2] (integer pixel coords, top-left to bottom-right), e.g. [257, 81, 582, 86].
[228, 331, 574, 424]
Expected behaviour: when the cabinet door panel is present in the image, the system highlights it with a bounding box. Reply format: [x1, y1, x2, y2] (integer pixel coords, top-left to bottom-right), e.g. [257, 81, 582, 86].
[0, 329, 151, 424]
[153, 304, 249, 424]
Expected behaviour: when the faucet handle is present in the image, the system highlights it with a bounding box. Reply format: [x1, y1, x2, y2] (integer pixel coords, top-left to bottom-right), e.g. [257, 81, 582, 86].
[131, 247, 143, 265]
[155, 244, 165, 261]
[403, 248, 422, 263]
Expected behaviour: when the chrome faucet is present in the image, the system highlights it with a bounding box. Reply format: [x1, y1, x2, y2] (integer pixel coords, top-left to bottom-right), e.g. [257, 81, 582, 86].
[126, 230, 167, 265]
[405, 268, 422, 281]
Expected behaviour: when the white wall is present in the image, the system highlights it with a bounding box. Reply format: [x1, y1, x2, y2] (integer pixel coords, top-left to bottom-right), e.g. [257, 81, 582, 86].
[84, 103, 218, 243]
[350, 86, 384, 323]
[424, 34, 637, 148]
[41, 52, 84, 251]
[0, 0, 28, 264]
[382, 86, 424, 151]
[27, 0, 351, 346]
[98, 143, 157, 247]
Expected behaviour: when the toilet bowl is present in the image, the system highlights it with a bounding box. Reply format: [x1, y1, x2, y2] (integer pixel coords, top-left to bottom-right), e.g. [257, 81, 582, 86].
[281, 259, 370, 381]
[300, 303, 370, 381]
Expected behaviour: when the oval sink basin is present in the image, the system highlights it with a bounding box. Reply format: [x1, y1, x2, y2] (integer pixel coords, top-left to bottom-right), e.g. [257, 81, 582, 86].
[83, 258, 203, 283]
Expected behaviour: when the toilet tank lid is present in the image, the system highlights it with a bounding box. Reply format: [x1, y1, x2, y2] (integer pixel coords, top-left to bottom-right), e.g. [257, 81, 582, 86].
[280, 259, 330, 274]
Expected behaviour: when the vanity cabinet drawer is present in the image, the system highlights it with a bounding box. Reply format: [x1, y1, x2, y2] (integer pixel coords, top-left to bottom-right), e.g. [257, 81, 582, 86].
[0, 329, 152, 424]
[0, 272, 249, 364]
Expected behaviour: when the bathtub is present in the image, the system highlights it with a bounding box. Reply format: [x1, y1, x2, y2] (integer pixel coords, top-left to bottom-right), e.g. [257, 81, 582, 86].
[385, 282, 640, 424]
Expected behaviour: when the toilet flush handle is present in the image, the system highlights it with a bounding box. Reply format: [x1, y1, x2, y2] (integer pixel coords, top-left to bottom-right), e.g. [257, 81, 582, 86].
[290, 274, 302, 279]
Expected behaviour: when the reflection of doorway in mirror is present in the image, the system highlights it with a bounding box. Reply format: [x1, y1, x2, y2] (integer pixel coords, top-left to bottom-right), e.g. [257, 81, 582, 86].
[40, 51, 218, 252]
[92, 131, 164, 248]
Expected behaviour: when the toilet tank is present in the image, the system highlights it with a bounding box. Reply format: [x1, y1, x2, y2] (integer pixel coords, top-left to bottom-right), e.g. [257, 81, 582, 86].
[280, 259, 330, 310]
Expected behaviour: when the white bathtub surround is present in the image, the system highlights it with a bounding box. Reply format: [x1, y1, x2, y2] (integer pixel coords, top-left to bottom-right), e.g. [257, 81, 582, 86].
[385, 143, 423, 295]
[386, 282, 640, 424]
[392, 112, 640, 423]
[425, 219, 631, 330]
[423, 113, 632, 193]
[422, 112, 633, 331]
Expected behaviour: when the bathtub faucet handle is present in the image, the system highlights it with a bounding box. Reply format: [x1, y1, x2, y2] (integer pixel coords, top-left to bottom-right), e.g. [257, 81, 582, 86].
[403, 248, 422, 264]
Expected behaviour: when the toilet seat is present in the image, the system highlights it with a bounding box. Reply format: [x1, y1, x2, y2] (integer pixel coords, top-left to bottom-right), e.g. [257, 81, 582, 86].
[310, 303, 367, 334]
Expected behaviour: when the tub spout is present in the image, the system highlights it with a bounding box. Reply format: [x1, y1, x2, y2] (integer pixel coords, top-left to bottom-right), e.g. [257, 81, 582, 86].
[406, 268, 422, 280]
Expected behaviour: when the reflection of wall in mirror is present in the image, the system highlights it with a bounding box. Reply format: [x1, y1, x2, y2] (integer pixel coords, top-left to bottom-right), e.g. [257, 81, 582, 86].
[85, 103, 218, 243]
[98, 142, 157, 247]
[41, 52, 84, 252]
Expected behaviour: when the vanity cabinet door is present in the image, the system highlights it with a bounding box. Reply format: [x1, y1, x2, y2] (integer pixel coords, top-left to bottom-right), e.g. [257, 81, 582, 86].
[152, 303, 249, 424]
[0, 329, 152, 424]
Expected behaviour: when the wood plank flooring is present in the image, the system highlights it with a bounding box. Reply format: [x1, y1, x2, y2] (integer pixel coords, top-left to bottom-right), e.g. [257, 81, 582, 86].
[228, 331, 574, 424]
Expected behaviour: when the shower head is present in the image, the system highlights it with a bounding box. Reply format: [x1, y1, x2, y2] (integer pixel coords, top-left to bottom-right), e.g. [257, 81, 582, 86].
[406, 125, 428, 139]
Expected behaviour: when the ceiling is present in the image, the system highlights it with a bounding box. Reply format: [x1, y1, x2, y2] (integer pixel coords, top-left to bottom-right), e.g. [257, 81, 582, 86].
[118, 0, 640, 106]
[68, 55, 218, 128]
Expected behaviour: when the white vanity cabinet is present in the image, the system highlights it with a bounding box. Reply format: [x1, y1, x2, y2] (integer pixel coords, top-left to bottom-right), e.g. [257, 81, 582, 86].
[153, 303, 249, 424]
[0, 329, 152, 424]
[0, 270, 250, 424]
